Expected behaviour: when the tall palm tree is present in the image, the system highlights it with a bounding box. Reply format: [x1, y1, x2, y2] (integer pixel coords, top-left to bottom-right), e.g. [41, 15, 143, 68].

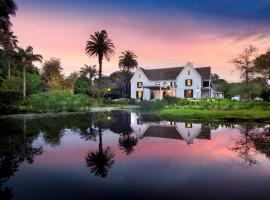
[119, 133, 138, 155]
[118, 50, 138, 72]
[80, 64, 97, 85]
[0, 30, 17, 77]
[0, 0, 17, 32]
[85, 30, 115, 87]
[17, 46, 42, 99]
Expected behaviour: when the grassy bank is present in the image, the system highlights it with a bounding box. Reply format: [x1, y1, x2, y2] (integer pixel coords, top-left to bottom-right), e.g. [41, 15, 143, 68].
[159, 108, 270, 122]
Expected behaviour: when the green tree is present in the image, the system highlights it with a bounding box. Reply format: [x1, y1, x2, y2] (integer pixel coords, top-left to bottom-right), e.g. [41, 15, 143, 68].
[79, 64, 97, 85]
[17, 46, 42, 99]
[85, 30, 115, 87]
[41, 58, 63, 91]
[73, 75, 91, 96]
[254, 50, 270, 86]
[119, 50, 138, 72]
[26, 73, 42, 94]
[0, 0, 17, 32]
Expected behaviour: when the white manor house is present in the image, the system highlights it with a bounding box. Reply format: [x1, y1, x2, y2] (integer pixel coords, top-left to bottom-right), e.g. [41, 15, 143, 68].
[130, 63, 223, 100]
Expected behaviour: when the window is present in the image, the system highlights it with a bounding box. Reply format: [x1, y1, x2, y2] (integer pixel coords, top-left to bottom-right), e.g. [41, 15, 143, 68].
[163, 82, 167, 87]
[139, 74, 141, 78]
[185, 79, 192, 86]
[137, 82, 143, 88]
[203, 81, 209, 87]
[136, 91, 143, 98]
[170, 81, 176, 87]
[184, 89, 193, 98]
[188, 70, 190, 75]
[185, 123, 192, 128]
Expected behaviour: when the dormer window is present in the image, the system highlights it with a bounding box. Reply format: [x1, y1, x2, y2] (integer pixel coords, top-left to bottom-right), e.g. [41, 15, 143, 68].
[185, 79, 192, 86]
[203, 81, 209, 87]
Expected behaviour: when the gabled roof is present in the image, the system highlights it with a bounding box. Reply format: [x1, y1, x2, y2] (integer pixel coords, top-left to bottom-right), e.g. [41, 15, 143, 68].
[141, 66, 211, 80]
[143, 125, 183, 140]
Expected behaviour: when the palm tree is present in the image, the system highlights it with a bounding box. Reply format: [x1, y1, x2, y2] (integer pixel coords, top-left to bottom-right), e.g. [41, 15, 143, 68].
[0, 0, 17, 32]
[17, 46, 42, 99]
[85, 126, 115, 178]
[80, 64, 97, 85]
[118, 50, 138, 72]
[85, 30, 115, 87]
[119, 133, 138, 155]
[0, 31, 18, 77]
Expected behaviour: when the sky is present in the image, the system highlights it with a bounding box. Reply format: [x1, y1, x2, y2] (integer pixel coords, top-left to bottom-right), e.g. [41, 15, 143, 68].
[11, 0, 270, 82]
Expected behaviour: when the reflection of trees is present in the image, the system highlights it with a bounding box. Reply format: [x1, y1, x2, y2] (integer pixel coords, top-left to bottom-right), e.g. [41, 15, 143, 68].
[0, 118, 43, 199]
[231, 124, 270, 165]
[119, 134, 138, 155]
[85, 122, 115, 178]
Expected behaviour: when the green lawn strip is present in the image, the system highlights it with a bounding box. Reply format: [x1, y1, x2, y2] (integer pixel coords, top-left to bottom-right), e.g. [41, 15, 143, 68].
[159, 108, 270, 121]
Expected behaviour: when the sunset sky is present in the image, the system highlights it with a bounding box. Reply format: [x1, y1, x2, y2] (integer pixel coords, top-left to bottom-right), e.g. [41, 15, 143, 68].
[12, 0, 270, 82]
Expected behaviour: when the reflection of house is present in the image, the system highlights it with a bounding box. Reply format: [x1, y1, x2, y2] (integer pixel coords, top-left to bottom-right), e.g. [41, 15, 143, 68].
[130, 63, 223, 100]
[130, 113, 211, 145]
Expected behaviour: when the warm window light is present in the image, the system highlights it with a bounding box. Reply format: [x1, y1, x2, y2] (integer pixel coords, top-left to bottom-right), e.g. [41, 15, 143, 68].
[186, 79, 192, 86]
[137, 82, 142, 88]
[163, 82, 167, 87]
[185, 89, 193, 98]
[185, 123, 192, 128]
[137, 91, 143, 98]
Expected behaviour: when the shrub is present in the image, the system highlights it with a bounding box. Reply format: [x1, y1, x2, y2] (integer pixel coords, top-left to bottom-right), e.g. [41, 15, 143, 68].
[73, 76, 92, 96]
[0, 90, 22, 114]
[27, 91, 92, 112]
[0, 76, 22, 92]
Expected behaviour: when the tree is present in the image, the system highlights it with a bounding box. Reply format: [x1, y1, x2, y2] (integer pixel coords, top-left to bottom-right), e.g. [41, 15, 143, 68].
[85, 30, 115, 87]
[0, 31, 17, 78]
[231, 45, 258, 99]
[17, 46, 42, 99]
[0, 75, 22, 92]
[254, 50, 270, 86]
[63, 71, 79, 90]
[0, 0, 17, 32]
[79, 64, 97, 85]
[73, 75, 91, 96]
[26, 73, 42, 94]
[211, 73, 220, 82]
[41, 58, 63, 91]
[119, 50, 138, 72]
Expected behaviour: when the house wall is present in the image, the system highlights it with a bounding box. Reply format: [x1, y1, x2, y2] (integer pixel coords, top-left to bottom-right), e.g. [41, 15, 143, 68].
[176, 65, 202, 99]
[130, 68, 149, 99]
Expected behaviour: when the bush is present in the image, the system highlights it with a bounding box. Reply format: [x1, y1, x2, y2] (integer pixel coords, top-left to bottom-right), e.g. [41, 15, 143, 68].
[0, 76, 22, 92]
[26, 73, 43, 95]
[73, 76, 92, 96]
[27, 91, 92, 112]
[0, 90, 22, 114]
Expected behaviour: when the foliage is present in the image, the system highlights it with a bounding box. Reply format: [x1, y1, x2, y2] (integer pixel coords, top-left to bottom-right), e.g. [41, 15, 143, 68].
[254, 50, 270, 85]
[0, 90, 21, 114]
[41, 58, 63, 91]
[118, 50, 138, 72]
[26, 91, 92, 112]
[80, 64, 97, 83]
[73, 76, 92, 96]
[0, 75, 22, 92]
[26, 72, 42, 94]
[260, 88, 270, 102]
[85, 30, 115, 86]
[0, 0, 17, 32]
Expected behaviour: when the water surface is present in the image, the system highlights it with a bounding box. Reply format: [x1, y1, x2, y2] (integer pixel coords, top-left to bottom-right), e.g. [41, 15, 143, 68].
[0, 111, 270, 200]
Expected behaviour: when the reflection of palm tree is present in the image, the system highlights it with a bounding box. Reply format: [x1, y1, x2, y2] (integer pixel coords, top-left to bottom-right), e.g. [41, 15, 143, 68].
[119, 133, 138, 155]
[85, 128, 115, 178]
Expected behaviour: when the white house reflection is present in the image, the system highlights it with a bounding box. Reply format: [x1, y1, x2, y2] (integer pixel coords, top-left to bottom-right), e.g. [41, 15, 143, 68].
[130, 113, 211, 145]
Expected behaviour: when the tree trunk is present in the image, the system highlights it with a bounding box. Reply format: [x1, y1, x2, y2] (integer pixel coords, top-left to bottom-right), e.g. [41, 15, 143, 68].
[98, 127, 103, 153]
[98, 56, 102, 88]
[7, 57, 11, 78]
[23, 64, 26, 99]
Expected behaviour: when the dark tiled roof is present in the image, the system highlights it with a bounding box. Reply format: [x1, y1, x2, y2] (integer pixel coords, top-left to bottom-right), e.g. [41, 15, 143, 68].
[143, 125, 183, 140]
[141, 66, 211, 80]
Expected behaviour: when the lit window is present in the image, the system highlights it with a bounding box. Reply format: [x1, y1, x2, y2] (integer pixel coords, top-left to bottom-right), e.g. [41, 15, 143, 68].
[170, 81, 175, 87]
[137, 82, 143, 88]
[185, 123, 192, 128]
[184, 89, 193, 98]
[163, 82, 167, 87]
[185, 79, 192, 86]
[136, 91, 143, 98]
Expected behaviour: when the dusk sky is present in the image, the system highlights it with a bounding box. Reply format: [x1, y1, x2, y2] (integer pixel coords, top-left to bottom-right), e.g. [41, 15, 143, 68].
[12, 0, 270, 82]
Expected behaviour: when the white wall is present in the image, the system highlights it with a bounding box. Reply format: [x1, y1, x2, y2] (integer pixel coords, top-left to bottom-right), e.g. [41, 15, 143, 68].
[130, 68, 150, 99]
[176, 65, 202, 99]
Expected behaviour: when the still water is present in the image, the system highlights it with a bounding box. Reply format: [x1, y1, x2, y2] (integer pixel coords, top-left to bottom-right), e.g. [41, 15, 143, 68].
[0, 111, 270, 200]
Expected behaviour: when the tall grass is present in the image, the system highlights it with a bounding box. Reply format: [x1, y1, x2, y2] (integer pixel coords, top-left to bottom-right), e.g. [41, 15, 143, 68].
[139, 97, 270, 112]
[26, 91, 93, 112]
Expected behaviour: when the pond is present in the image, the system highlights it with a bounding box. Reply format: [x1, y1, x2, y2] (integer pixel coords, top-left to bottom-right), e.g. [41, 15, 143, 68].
[0, 111, 270, 200]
